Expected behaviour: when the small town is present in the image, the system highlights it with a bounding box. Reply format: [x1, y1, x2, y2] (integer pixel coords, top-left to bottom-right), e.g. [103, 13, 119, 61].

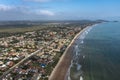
[0, 0, 119, 80]
[0, 23, 92, 80]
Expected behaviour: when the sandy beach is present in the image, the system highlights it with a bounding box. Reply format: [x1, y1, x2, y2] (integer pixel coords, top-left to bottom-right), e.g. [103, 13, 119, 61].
[49, 26, 90, 80]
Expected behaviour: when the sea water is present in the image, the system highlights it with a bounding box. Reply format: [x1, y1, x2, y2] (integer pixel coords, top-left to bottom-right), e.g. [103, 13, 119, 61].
[68, 22, 120, 80]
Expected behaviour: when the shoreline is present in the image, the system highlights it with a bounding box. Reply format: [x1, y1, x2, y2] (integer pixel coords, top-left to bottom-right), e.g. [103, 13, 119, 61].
[65, 26, 93, 80]
[49, 26, 91, 80]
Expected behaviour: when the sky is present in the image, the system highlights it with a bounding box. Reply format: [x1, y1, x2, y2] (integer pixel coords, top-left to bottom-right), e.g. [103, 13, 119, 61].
[0, 0, 120, 21]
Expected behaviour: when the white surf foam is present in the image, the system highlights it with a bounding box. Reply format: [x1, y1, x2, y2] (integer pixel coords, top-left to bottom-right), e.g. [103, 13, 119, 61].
[80, 76, 83, 80]
[76, 63, 81, 71]
[75, 45, 79, 56]
[80, 40, 84, 44]
[66, 25, 97, 80]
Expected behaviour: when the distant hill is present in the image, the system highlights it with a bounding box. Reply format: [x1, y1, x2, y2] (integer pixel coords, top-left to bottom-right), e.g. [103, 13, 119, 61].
[0, 20, 105, 29]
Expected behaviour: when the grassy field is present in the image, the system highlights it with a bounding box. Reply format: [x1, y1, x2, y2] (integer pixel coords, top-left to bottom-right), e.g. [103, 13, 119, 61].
[0, 25, 51, 33]
[0, 26, 47, 33]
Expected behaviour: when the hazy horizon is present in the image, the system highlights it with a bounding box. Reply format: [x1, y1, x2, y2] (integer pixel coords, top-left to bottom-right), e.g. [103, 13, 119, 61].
[0, 0, 120, 21]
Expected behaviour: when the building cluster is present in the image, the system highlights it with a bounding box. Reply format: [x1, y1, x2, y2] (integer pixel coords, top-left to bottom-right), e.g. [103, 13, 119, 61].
[0, 26, 82, 80]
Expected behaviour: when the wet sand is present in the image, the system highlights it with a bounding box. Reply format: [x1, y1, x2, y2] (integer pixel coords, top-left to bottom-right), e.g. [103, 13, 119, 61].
[49, 26, 89, 80]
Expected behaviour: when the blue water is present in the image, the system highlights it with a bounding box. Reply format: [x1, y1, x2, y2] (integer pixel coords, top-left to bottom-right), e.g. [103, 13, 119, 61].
[70, 22, 120, 80]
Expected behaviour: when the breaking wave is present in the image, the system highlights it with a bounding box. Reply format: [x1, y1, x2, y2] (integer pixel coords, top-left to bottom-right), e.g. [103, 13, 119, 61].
[66, 25, 96, 80]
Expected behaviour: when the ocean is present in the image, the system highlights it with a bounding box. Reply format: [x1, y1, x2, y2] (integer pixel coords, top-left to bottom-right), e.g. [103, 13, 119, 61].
[68, 22, 120, 80]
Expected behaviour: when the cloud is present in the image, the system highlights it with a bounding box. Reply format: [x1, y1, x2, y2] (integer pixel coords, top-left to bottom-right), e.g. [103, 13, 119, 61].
[0, 4, 55, 16]
[36, 10, 55, 16]
[0, 4, 56, 20]
[24, 0, 66, 2]
[24, 0, 51, 2]
[0, 4, 13, 11]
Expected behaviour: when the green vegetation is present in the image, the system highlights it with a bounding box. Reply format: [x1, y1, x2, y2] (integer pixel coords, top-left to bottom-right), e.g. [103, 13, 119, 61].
[0, 26, 45, 33]
[45, 52, 63, 76]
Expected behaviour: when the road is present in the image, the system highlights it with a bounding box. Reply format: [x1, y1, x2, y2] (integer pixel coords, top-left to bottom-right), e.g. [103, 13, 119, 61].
[0, 49, 42, 79]
[0, 40, 54, 79]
